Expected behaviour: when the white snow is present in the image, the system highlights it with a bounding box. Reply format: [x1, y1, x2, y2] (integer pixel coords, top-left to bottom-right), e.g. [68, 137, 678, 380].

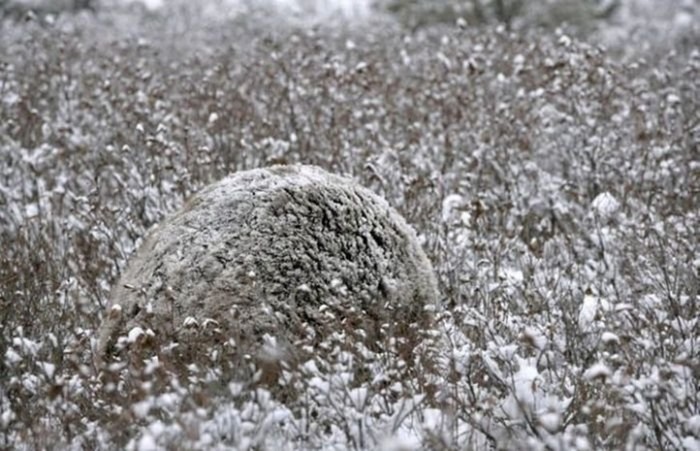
[502, 357, 544, 419]
[4, 347, 22, 366]
[124, 0, 372, 20]
[583, 362, 611, 381]
[601, 331, 619, 344]
[538, 411, 561, 432]
[441, 193, 464, 222]
[24, 203, 39, 219]
[134, 432, 158, 451]
[521, 326, 548, 351]
[578, 293, 600, 331]
[12, 337, 40, 356]
[591, 192, 620, 220]
[681, 437, 700, 451]
[38, 361, 56, 379]
[127, 327, 145, 343]
[182, 316, 198, 327]
[0, 408, 15, 429]
[378, 434, 421, 451]
[133, 400, 152, 419]
[686, 415, 700, 435]
[109, 304, 123, 318]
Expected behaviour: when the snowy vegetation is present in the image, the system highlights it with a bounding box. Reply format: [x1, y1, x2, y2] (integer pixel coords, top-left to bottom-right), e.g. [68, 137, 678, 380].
[0, 1, 698, 450]
[96, 164, 439, 399]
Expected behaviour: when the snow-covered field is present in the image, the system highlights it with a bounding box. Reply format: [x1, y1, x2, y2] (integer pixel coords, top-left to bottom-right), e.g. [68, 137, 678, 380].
[0, 1, 698, 450]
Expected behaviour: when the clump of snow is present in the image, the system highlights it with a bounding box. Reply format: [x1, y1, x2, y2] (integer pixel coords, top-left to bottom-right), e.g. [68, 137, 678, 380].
[132, 432, 157, 451]
[686, 415, 700, 436]
[578, 291, 610, 331]
[520, 326, 548, 351]
[4, 347, 22, 366]
[583, 362, 611, 381]
[378, 434, 421, 451]
[591, 191, 620, 222]
[441, 193, 464, 223]
[127, 326, 145, 344]
[601, 331, 619, 345]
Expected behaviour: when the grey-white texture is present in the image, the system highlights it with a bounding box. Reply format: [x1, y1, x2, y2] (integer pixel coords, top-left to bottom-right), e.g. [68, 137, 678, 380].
[97, 164, 438, 367]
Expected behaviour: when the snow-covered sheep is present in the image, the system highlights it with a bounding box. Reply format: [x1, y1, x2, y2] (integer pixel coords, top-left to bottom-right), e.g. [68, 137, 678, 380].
[96, 164, 438, 374]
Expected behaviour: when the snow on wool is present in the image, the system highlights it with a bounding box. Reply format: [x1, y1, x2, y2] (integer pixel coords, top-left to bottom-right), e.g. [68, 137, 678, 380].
[96, 164, 438, 370]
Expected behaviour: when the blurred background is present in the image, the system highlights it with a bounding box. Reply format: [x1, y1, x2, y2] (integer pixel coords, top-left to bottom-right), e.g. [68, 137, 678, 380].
[1, 0, 697, 48]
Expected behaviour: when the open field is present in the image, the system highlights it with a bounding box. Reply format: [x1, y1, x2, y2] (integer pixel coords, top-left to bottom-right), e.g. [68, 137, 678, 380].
[1, 2, 698, 449]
